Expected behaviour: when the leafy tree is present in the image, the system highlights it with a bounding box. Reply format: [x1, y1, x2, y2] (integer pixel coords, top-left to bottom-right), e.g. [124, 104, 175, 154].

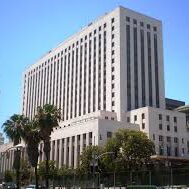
[34, 104, 60, 189]
[4, 170, 14, 182]
[104, 129, 155, 172]
[2, 114, 28, 189]
[38, 160, 58, 180]
[20, 159, 32, 185]
[79, 146, 104, 173]
[57, 165, 74, 177]
[21, 122, 41, 189]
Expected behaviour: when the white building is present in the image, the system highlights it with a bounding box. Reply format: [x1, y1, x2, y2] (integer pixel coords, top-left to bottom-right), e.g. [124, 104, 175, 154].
[0, 6, 189, 173]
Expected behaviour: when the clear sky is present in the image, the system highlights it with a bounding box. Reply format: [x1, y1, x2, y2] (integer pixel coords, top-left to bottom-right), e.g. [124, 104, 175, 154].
[0, 0, 189, 136]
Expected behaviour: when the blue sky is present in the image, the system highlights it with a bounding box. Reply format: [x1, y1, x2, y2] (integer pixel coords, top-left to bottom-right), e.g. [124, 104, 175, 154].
[0, 0, 189, 136]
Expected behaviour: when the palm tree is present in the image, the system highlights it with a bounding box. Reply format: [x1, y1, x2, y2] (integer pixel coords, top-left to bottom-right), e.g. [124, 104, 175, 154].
[2, 114, 28, 189]
[22, 122, 41, 189]
[34, 104, 60, 189]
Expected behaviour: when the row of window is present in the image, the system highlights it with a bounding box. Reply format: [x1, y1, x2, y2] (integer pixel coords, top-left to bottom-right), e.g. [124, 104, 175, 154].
[111, 18, 116, 112]
[159, 114, 177, 122]
[24, 28, 108, 120]
[126, 23, 160, 111]
[157, 135, 182, 143]
[126, 16, 157, 31]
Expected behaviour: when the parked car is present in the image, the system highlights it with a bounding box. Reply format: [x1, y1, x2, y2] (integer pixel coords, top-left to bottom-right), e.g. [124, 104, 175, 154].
[127, 185, 158, 189]
[25, 184, 43, 189]
[3, 183, 16, 189]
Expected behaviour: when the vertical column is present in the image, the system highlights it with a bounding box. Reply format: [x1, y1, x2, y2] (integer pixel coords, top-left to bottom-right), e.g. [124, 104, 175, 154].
[69, 137, 72, 167]
[54, 140, 57, 165]
[86, 133, 89, 147]
[63, 138, 67, 165]
[50, 141, 53, 160]
[59, 138, 63, 168]
[80, 134, 83, 154]
[74, 136, 78, 169]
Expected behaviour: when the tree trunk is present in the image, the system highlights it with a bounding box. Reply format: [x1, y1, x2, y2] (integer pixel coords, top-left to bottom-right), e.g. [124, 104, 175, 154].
[44, 141, 50, 189]
[35, 166, 39, 189]
[13, 150, 21, 189]
[45, 152, 49, 189]
[16, 169, 20, 189]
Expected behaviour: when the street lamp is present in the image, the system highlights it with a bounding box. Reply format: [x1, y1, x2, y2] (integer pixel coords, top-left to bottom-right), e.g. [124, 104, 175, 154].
[90, 152, 115, 189]
[2, 143, 25, 189]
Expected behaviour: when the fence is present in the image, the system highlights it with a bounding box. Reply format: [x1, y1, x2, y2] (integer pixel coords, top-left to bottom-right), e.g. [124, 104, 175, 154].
[52, 168, 189, 188]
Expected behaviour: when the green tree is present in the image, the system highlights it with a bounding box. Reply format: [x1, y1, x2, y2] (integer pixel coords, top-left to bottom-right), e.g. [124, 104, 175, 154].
[20, 159, 32, 185]
[4, 170, 14, 182]
[34, 104, 60, 188]
[38, 160, 58, 180]
[104, 129, 155, 172]
[79, 146, 104, 173]
[2, 114, 28, 189]
[22, 122, 41, 189]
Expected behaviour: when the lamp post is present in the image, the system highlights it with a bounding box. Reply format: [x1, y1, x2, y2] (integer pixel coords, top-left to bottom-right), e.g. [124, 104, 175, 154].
[91, 152, 115, 189]
[3, 144, 25, 189]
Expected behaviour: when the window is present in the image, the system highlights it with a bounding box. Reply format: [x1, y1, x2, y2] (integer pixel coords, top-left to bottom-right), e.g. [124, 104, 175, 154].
[174, 126, 177, 132]
[159, 114, 162, 120]
[159, 146, 164, 155]
[159, 135, 163, 141]
[126, 16, 130, 22]
[166, 115, 170, 121]
[112, 101, 115, 106]
[167, 146, 171, 156]
[147, 24, 151, 29]
[112, 58, 115, 63]
[182, 138, 184, 144]
[94, 29, 96, 34]
[167, 125, 170, 131]
[111, 18, 115, 23]
[89, 132, 92, 138]
[175, 147, 178, 156]
[167, 136, 171, 142]
[174, 117, 177, 123]
[140, 22, 144, 27]
[112, 26, 115, 31]
[105, 116, 108, 120]
[174, 137, 178, 143]
[104, 23, 106, 28]
[112, 75, 115, 80]
[133, 19, 137, 24]
[112, 42, 115, 47]
[112, 34, 115, 39]
[112, 92, 115, 97]
[142, 123, 145, 129]
[127, 117, 130, 123]
[153, 26, 157, 31]
[99, 26, 101, 31]
[134, 115, 137, 121]
[159, 124, 162, 130]
[142, 113, 145, 119]
[112, 83, 115, 89]
[111, 117, 115, 120]
[107, 131, 112, 138]
[153, 134, 155, 140]
[112, 67, 115, 72]
[182, 148, 185, 155]
[112, 50, 115, 55]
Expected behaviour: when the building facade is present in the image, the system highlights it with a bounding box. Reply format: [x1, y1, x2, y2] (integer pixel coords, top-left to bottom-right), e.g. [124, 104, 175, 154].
[0, 6, 189, 173]
[22, 6, 165, 122]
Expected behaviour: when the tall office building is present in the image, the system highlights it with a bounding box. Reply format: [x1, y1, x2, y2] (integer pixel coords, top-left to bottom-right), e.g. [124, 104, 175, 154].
[22, 6, 165, 121]
[0, 6, 188, 172]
